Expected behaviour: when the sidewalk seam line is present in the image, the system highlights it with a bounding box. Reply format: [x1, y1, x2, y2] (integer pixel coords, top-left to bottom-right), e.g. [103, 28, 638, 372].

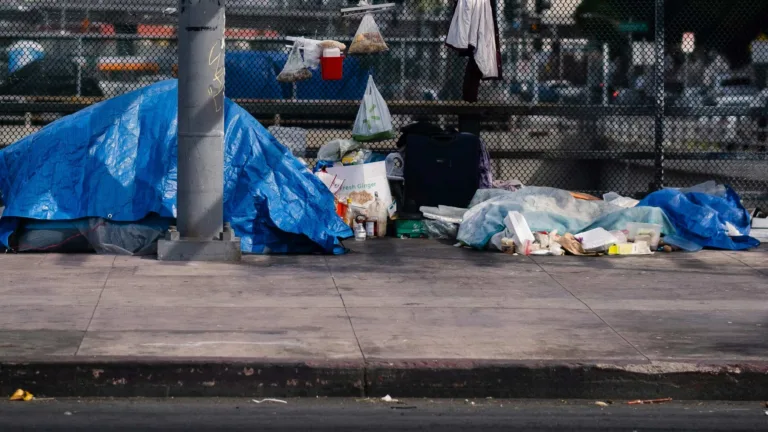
[75, 257, 116, 355]
[532, 260, 652, 363]
[719, 251, 767, 277]
[324, 256, 369, 397]
[323, 255, 368, 367]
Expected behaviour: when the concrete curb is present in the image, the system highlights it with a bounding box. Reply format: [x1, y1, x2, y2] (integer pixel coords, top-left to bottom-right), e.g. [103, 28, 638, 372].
[0, 358, 366, 398]
[2, 358, 768, 400]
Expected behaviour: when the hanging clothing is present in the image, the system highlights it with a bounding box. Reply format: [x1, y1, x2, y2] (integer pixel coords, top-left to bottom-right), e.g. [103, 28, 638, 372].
[445, 0, 502, 101]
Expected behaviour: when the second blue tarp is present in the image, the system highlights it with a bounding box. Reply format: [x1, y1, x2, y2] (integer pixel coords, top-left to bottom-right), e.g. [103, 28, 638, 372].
[638, 186, 759, 251]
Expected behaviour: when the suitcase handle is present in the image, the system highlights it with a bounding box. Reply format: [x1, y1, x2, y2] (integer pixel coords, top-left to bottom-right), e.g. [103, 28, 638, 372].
[431, 134, 457, 143]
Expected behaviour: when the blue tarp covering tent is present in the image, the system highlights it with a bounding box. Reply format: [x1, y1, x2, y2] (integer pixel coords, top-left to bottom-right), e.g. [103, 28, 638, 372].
[0, 79, 352, 254]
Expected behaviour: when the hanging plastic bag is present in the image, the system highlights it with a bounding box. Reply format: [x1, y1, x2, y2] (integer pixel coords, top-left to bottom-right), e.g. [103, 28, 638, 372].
[277, 41, 312, 83]
[348, 13, 389, 54]
[298, 38, 322, 70]
[352, 75, 394, 142]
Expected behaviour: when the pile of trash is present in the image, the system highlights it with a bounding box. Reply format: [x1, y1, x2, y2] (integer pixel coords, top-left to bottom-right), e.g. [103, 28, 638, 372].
[492, 219, 673, 257]
[433, 181, 760, 255]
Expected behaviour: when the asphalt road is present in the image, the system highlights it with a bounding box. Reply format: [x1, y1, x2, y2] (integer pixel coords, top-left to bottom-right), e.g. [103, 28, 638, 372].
[1, 398, 766, 431]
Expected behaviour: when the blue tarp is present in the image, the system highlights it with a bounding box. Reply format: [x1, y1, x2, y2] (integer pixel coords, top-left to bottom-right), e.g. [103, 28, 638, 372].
[225, 51, 285, 99]
[638, 186, 760, 250]
[295, 57, 369, 100]
[225, 51, 369, 101]
[0, 80, 352, 253]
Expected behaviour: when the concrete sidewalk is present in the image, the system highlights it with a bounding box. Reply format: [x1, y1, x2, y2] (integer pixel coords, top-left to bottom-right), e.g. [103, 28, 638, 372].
[1, 239, 767, 399]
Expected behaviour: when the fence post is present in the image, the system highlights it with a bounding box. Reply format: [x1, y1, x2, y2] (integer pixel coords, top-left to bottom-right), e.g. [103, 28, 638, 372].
[653, 0, 665, 190]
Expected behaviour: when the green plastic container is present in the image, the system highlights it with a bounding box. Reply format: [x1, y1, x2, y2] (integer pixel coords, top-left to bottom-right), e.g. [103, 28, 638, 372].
[395, 219, 428, 238]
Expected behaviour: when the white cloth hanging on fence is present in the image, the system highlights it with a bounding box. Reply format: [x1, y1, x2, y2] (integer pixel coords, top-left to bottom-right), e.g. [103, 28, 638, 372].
[445, 0, 499, 79]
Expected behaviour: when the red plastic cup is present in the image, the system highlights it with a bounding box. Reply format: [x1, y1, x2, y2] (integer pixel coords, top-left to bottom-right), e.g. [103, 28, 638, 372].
[321, 55, 344, 81]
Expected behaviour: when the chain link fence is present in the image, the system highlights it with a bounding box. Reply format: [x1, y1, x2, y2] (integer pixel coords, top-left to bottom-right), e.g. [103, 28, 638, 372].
[0, 0, 766, 208]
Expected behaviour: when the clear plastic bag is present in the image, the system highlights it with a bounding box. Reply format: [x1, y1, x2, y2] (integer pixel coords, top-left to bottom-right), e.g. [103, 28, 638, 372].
[341, 149, 372, 165]
[318, 139, 360, 162]
[419, 205, 468, 224]
[352, 75, 394, 142]
[299, 38, 322, 70]
[348, 13, 389, 54]
[277, 41, 312, 82]
[425, 219, 459, 240]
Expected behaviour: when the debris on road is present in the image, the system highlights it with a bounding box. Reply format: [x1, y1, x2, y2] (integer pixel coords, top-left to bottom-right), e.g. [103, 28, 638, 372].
[9, 389, 33, 401]
[594, 401, 611, 407]
[252, 399, 288, 404]
[627, 398, 673, 405]
[381, 395, 399, 403]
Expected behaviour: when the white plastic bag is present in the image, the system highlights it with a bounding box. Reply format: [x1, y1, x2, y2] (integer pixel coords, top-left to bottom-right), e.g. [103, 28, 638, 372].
[277, 41, 312, 82]
[352, 75, 394, 142]
[349, 13, 388, 54]
[318, 139, 360, 162]
[298, 38, 322, 70]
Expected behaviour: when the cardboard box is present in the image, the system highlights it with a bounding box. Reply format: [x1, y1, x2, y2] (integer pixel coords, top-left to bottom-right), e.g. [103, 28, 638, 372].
[326, 161, 392, 214]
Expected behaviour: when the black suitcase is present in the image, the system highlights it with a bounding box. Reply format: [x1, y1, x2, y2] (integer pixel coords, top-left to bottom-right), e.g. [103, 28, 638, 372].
[404, 132, 481, 212]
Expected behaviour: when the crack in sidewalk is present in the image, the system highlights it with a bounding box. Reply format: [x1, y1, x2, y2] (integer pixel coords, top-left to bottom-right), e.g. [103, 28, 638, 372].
[324, 256, 369, 395]
[75, 256, 116, 356]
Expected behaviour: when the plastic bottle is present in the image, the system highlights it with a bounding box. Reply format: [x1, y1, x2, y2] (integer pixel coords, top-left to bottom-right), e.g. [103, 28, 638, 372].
[344, 198, 354, 228]
[370, 192, 388, 237]
[354, 223, 367, 241]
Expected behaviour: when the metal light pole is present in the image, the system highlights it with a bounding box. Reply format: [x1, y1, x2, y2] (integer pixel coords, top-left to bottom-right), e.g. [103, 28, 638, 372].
[652, 0, 665, 191]
[158, 0, 241, 262]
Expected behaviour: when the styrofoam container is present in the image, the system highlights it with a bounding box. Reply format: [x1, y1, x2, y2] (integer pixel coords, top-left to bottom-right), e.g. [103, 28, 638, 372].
[627, 222, 662, 249]
[752, 218, 768, 229]
[576, 227, 619, 252]
[503, 211, 535, 254]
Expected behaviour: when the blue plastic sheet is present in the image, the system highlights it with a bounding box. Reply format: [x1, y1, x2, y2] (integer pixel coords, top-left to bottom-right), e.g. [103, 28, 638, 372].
[222, 51, 368, 101]
[296, 57, 369, 100]
[0, 80, 352, 254]
[638, 186, 759, 250]
[225, 51, 285, 99]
